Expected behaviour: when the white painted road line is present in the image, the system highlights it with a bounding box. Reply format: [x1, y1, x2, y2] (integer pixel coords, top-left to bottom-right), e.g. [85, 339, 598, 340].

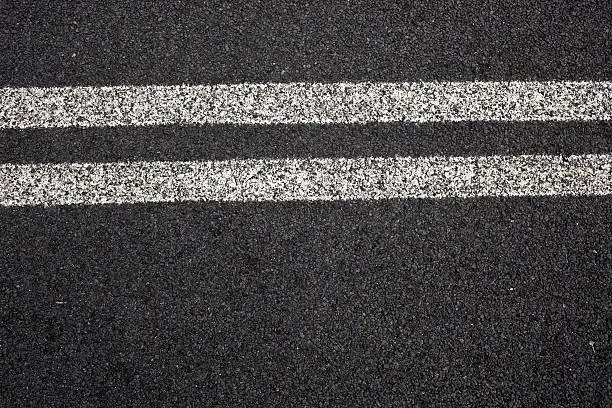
[1, 81, 610, 129]
[1, 154, 609, 206]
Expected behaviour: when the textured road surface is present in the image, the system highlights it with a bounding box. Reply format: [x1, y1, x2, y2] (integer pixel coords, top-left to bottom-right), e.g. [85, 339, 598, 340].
[1, 1, 611, 406]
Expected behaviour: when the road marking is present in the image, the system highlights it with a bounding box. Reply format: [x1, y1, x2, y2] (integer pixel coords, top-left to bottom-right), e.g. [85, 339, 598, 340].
[1, 81, 610, 129]
[1, 154, 609, 206]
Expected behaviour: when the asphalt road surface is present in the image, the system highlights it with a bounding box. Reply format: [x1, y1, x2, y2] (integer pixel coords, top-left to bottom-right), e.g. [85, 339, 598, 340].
[1, 1, 610, 406]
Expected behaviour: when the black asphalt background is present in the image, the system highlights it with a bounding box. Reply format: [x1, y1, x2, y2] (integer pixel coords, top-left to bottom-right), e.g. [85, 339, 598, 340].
[1, 0, 611, 85]
[1, 1, 611, 406]
[1, 121, 611, 165]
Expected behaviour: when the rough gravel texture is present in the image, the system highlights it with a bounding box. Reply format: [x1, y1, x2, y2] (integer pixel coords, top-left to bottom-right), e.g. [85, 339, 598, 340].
[1, 1, 610, 86]
[1, 198, 610, 406]
[1, 1, 610, 407]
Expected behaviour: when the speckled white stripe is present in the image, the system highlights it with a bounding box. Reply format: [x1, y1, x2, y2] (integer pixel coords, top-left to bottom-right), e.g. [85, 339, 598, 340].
[1, 154, 609, 206]
[0, 81, 610, 129]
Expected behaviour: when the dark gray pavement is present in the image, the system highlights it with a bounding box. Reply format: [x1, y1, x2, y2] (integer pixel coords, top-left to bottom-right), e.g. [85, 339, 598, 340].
[1, 121, 611, 165]
[1, 1, 610, 406]
[1, 198, 610, 406]
[1, 0, 610, 86]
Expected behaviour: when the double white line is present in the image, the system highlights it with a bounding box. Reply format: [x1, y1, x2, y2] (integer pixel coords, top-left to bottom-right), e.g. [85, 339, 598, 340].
[1, 81, 610, 206]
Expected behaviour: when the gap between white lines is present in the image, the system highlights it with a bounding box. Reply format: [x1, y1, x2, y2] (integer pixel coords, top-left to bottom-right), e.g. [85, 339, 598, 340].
[0, 81, 610, 128]
[1, 154, 609, 207]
